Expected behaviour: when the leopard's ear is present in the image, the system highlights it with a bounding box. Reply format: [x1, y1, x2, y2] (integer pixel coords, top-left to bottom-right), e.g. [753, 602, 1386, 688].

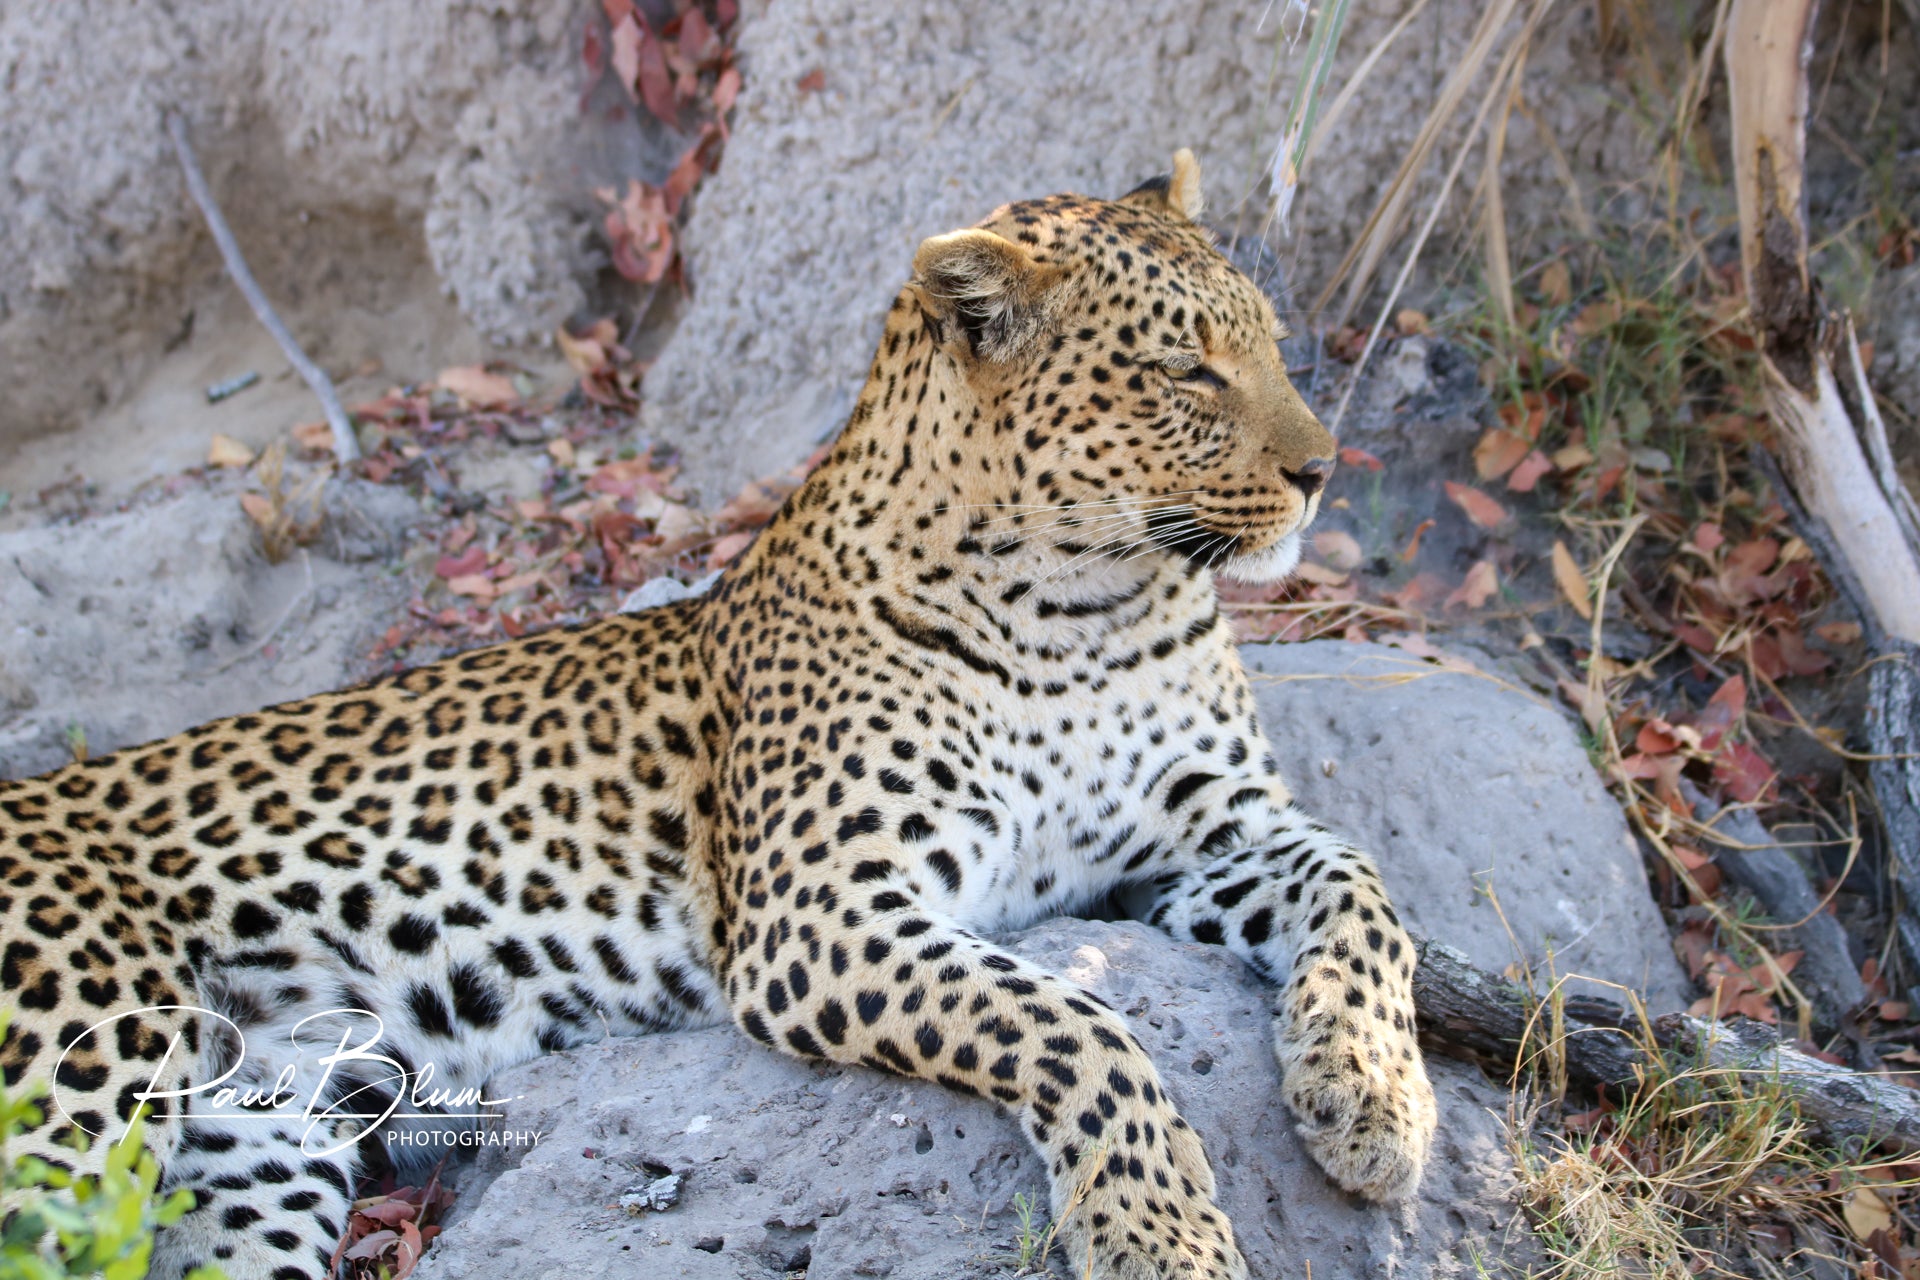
[1121, 148, 1206, 222]
[912, 229, 1059, 362]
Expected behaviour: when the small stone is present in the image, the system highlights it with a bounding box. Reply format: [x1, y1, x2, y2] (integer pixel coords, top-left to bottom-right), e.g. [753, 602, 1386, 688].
[617, 1172, 681, 1214]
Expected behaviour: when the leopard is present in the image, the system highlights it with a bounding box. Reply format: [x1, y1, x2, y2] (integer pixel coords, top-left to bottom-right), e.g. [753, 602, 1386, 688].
[0, 149, 1435, 1280]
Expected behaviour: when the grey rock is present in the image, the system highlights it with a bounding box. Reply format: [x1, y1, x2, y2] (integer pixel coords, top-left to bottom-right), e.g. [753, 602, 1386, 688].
[1241, 640, 1691, 1012]
[0, 485, 406, 781]
[416, 918, 1539, 1280]
[642, 0, 1654, 499]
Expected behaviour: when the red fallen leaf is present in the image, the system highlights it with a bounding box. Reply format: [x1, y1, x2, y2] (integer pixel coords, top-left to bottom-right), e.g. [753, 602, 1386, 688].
[1713, 740, 1776, 803]
[1636, 719, 1682, 755]
[360, 1200, 419, 1226]
[443, 523, 477, 555]
[1748, 632, 1790, 682]
[712, 66, 742, 115]
[446, 573, 497, 600]
[602, 180, 675, 283]
[1674, 922, 1715, 979]
[1673, 621, 1718, 654]
[706, 530, 757, 568]
[434, 545, 487, 579]
[1815, 620, 1862, 645]
[796, 67, 826, 93]
[1774, 627, 1832, 676]
[1670, 843, 1722, 899]
[1693, 674, 1747, 752]
[1444, 481, 1508, 529]
[1692, 521, 1725, 553]
[1496, 400, 1546, 442]
[1881, 1000, 1911, 1021]
[634, 19, 678, 124]
[1505, 450, 1552, 493]
[675, 8, 717, 63]
[1399, 518, 1435, 562]
[1591, 464, 1625, 503]
[715, 0, 738, 30]
[1337, 445, 1383, 471]
[1864, 957, 1891, 1000]
[662, 123, 723, 215]
[1562, 1106, 1611, 1133]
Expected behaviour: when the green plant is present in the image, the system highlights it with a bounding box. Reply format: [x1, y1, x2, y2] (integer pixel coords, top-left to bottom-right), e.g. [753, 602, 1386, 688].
[1009, 1190, 1047, 1273]
[0, 1011, 225, 1280]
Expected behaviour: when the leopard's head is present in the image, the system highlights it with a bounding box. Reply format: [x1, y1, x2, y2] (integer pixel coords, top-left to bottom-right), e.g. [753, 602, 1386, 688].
[909, 150, 1335, 584]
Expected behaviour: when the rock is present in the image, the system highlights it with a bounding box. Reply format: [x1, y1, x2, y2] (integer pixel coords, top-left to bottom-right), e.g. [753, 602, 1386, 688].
[1241, 640, 1691, 1012]
[0, 0, 679, 450]
[0, 484, 406, 781]
[642, 0, 1656, 498]
[415, 919, 1539, 1280]
[418, 638, 1689, 1276]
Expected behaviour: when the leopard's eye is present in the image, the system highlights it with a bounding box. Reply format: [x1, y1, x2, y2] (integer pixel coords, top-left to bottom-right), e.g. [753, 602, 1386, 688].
[1166, 363, 1227, 390]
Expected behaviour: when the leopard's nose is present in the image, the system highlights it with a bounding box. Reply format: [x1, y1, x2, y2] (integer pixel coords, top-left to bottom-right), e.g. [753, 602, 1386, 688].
[1284, 456, 1334, 498]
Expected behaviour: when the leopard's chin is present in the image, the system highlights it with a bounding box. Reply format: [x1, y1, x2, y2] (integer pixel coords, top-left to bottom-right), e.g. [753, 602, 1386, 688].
[1216, 529, 1303, 585]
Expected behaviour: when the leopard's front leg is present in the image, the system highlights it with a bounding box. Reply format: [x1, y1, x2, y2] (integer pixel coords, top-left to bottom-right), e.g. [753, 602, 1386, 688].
[1144, 791, 1435, 1202]
[722, 867, 1245, 1280]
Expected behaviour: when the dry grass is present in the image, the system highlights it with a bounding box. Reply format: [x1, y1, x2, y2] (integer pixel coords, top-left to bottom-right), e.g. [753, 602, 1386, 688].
[1502, 973, 1907, 1278]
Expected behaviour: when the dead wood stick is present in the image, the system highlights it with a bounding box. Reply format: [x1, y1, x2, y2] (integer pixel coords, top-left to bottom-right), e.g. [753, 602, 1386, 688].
[165, 112, 359, 463]
[1412, 938, 1920, 1156]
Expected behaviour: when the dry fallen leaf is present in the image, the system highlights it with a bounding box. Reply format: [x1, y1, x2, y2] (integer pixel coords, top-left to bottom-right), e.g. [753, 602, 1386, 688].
[1552, 540, 1592, 620]
[290, 421, 335, 455]
[1395, 308, 1429, 336]
[1551, 442, 1595, 471]
[1845, 1187, 1893, 1241]
[239, 492, 274, 527]
[1312, 530, 1363, 572]
[1443, 481, 1508, 529]
[1473, 428, 1531, 481]
[437, 365, 519, 409]
[1444, 559, 1498, 610]
[548, 438, 577, 469]
[208, 433, 256, 468]
[1294, 561, 1349, 587]
[1539, 259, 1572, 306]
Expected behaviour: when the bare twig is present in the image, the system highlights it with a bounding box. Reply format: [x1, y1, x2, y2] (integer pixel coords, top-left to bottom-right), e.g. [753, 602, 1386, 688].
[165, 112, 359, 463]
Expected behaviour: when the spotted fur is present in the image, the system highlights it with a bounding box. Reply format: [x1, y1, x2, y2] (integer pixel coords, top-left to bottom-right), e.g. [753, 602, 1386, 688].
[1, 151, 1433, 1279]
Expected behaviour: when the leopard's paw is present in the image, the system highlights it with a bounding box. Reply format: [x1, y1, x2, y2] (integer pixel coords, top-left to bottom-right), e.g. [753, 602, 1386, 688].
[1276, 976, 1436, 1202]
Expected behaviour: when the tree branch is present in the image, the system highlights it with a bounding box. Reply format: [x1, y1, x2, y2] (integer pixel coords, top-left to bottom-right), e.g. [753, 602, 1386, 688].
[165, 112, 359, 463]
